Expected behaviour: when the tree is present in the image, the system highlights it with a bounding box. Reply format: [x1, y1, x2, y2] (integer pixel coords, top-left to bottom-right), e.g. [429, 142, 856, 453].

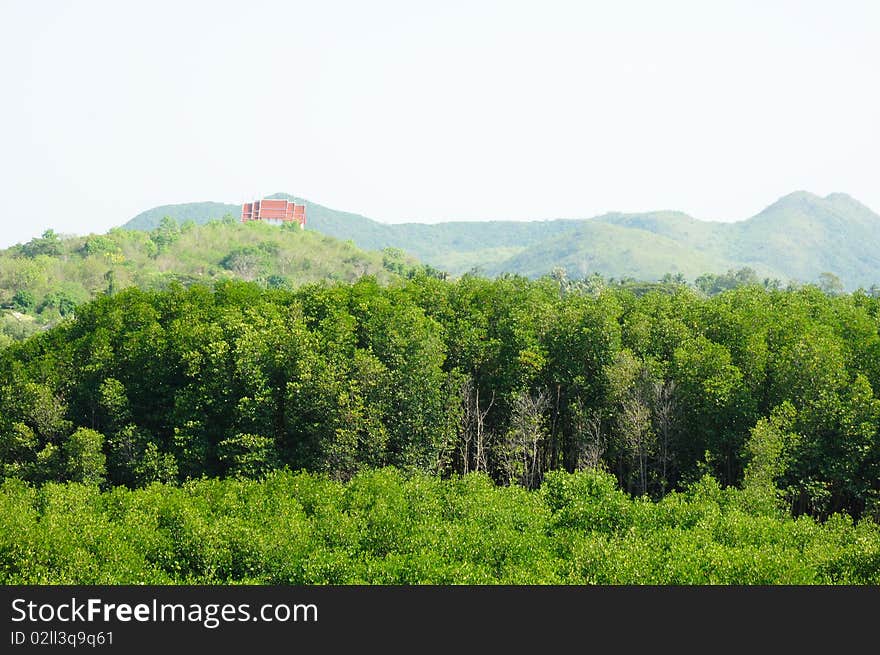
[0, 422, 39, 479]
[104, 270, 117, 295]
[0, 382, 72, 449]
[218, 433, 279, 479]
[741, 402, 799, 515]
[817, 272, 844, 296]
[661, 272, 687, 286]
[499, 389, 549, 488]
[570, 401, 605, 471]
[133, 442, 178, 484]
[671, 336, 753, 486]
[11, 289, 35, 312]
[695, 268, 759, 296]
[544, 290, 621, 471]
[221, 246, 265, 281]
[458, 375, 494, 475]
[651, 378, 677, 494]
[321, 383, 389, 481]
[265, 274, 290, 289]
[81, 235, 120, 257]
[0, 380, 73, 483]
[38, 291, 78, 317]
[607, 353, 654, 496]
[64, 428, 106, 485]
[150, 216, 181, 253]
[106, 424, 153, 486]
[20, 230, 62, 258]
[381, 247, 408, 276]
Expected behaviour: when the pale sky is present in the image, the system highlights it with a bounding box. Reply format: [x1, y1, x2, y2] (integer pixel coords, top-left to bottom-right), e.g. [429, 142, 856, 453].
[1, 0, 877, 248]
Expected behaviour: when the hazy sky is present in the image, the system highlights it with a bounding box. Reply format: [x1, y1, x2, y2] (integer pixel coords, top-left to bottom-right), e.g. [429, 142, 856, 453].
[1, 0, 877, 248]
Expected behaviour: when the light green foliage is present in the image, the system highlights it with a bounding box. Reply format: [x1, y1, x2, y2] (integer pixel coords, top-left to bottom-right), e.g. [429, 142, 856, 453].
[0, 218, 399, 338]
[63, 428, 106, 485]
[0, 468, 877, 585]
[134, 443, 178, 485]
[741, 402, 799, 515]
[217, 434, 278, 479]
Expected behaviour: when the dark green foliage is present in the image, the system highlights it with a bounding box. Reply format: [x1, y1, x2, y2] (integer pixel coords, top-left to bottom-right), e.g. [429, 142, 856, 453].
[695, 267, 761, 295]
[37, 290, 77, 316]
[150, 217, 182, 253]
[0, 276, 878, 524]
[18, 230, 63, 258]
[11, 289, 35, 312]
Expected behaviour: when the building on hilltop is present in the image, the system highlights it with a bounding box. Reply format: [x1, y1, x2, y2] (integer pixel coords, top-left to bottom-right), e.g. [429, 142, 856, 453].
[241, 198, 306, 228]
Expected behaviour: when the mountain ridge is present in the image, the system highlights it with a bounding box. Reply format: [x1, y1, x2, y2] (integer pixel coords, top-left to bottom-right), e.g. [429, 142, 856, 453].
[122, 191, 880, 289]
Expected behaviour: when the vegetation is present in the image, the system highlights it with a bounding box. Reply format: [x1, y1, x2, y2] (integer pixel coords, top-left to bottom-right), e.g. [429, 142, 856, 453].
[0, 218, 423, 346]
[122, 201, 241, 232]
[124, 191, 880, 288]
[1, 275, 879, 522]
[2, 252, 879, 584]
[1, 468, 878, 584]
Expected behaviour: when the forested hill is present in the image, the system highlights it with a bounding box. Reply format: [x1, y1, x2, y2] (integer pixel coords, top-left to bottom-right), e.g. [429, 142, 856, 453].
[0, 218, 415, 347]
[123, 191, 880, 289]
[124, 194, 401, 249]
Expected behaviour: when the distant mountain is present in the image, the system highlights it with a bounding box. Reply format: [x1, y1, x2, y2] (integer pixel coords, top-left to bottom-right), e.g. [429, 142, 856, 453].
[123, 194, 580, 272]
[123, 191, 880, 288]
[723, 191, 880, 286]
[486, 219, 746, 281]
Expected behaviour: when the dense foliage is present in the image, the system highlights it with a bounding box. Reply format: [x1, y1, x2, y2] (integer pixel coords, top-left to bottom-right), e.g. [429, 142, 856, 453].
[2, 468, 878, 584]
[1, 275, 879, 523]
[0, 218, 414, 347]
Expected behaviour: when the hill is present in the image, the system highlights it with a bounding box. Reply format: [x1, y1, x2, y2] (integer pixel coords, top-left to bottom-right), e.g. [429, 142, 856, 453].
[123, 191, 880, 288]
[509, 192, 880, 287]
[124, 194, 581, 272]
[587, 191, 880, 286]
[485, 219, 750, 281]
[0, 219, 406, 346]
[124, 201, 241, 230]
[724, 191, 880, 285]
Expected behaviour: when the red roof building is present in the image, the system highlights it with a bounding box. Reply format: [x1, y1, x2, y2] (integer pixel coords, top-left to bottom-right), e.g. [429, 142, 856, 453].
[241, 199, 306, 228]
